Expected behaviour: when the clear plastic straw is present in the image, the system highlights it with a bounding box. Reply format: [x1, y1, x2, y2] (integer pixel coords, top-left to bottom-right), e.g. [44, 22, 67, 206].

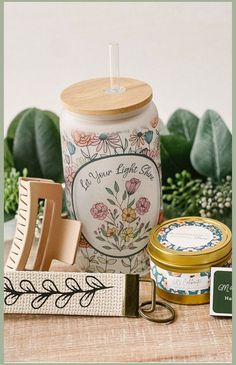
[105, 43, 125, 94]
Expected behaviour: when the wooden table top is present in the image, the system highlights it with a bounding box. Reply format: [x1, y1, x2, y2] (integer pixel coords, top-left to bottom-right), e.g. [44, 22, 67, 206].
[4, 240, 232, 363]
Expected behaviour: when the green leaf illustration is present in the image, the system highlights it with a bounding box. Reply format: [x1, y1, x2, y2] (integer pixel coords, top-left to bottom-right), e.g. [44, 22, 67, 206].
[96, 266, 105, 273]
[121, 259, 130, 267]
[144, 221, 150, 229]
[98, 257, 106, 264]
[81, 149, 89, 158]
[113, 235, 119, 242]
[114, 181, 119, 193]
[96, 236, 106, 242]
[101, 228, 108, 237]
[133, 258, 139, 270]
[104, 220, 116, 227]
[105, 187, 114, 195]
[107, 198, 116, 206]
[134, 225, 143, 237]
[122, 190, 127, 201]
[118, 222, 124, 235]
[107, 259, 117, 265]
[135, 236, 148, 242]
[127, 199, 135, 208]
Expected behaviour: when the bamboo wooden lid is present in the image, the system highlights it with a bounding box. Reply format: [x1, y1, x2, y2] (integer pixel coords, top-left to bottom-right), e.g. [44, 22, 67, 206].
[60, 77, 152, 116]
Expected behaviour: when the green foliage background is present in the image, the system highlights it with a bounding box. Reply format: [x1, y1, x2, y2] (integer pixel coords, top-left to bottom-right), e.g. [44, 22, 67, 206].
[4, 107, 232, 226]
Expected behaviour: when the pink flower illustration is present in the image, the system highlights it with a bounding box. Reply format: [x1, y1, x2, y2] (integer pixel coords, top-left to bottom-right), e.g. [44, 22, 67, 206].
[71, 130, 93, 147]
[91, 133, 120, 153]
[64, 166, 75, 186]
[150, 116, 159, 129]
[162, 278, 168, 289]
[142, 148, 158, 159]
[90, 203, 108, 220]
[125, 178, 141, 195]
[147, 150, 158, 159]
[136, 197, 151, 215]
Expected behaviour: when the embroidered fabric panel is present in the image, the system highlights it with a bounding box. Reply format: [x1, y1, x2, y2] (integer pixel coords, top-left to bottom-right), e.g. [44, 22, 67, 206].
[4, 271, 125, 316]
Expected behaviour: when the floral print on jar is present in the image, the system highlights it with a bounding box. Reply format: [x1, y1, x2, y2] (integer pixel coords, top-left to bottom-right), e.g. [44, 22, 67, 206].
[60, 120, 162, 273]
[90, 179, 152, 253]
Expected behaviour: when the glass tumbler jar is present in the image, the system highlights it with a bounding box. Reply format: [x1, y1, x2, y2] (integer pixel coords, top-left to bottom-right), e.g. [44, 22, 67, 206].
[60, 77, 163, 274]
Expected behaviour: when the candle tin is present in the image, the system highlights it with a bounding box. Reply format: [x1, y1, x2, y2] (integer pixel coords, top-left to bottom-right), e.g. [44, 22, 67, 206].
[148, 217, 232, 304]
[60, 78, 163, 274]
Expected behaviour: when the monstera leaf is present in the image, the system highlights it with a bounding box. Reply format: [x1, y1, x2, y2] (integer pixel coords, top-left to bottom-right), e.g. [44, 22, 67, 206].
[190, 110, 232, 182]
[8, 108, 63, 182]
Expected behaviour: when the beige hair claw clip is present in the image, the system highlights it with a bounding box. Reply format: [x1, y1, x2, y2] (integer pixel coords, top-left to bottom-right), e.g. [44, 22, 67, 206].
[5, 177, 82, 272]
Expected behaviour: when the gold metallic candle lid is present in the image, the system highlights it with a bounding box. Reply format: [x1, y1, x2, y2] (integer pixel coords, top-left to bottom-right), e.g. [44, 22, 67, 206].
[148, 217, 232, 272]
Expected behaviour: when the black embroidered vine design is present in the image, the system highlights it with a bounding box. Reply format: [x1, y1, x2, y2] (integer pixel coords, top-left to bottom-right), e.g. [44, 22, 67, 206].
[4, 276, 113, 309]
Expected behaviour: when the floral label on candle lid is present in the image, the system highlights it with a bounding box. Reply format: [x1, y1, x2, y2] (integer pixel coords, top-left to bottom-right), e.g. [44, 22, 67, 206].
[157, 220, 222, 252]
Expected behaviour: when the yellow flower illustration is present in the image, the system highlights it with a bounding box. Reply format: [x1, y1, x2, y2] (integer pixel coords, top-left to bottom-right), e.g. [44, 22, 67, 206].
[122, 208, 136, 223]
[121, 227, 134, 242]
[107, 227, 117, 237]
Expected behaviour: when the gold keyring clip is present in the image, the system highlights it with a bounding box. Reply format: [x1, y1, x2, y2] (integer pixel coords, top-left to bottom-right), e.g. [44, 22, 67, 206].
[139, 278, 176, 324]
